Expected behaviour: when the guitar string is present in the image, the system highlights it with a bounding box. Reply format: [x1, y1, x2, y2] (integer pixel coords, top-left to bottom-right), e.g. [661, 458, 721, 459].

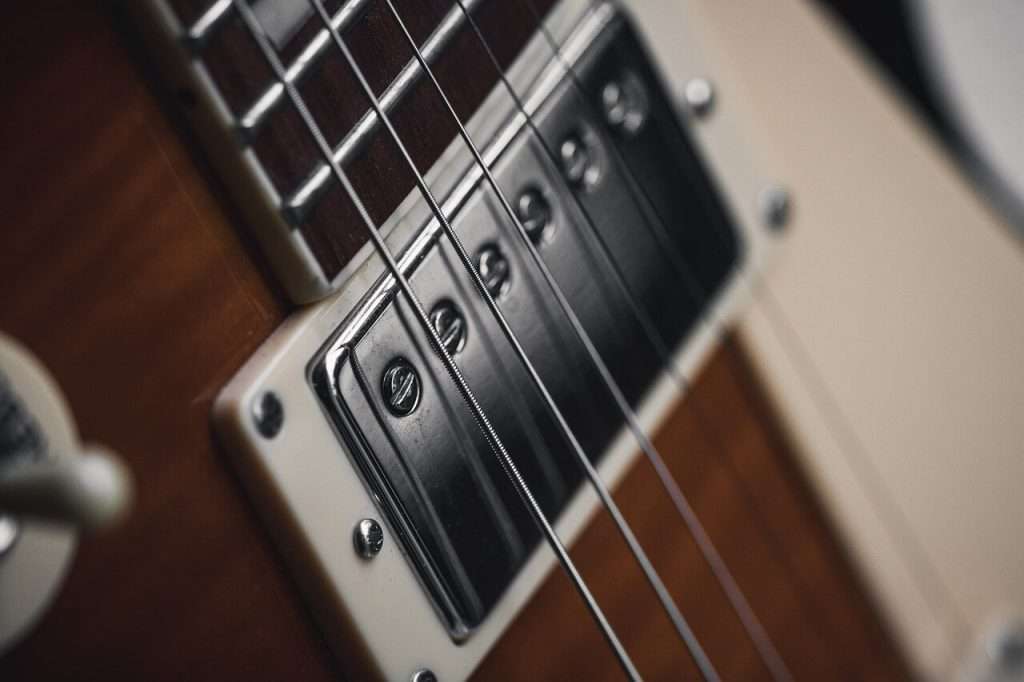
[508, 0, 795, 678]
[229, 2, 642, 679]
[301, 0, 690, 673]
[373, 0, 789, 677]
[319, 0, 720, 677]
[310, 0, 771, 677]
[374, 0, 784, 678]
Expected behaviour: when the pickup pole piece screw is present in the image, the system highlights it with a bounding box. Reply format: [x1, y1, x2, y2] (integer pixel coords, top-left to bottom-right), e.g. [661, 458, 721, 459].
[252, 391, 284, 439]
[353, 518, 384, 559]
[684, 78, 715, 118]
[515, 187, 553, 245]
[759, 185, 792, 232]
[559, 134, 602, 190]
[602, 73, 649, 136]
[381, 359, 421, 417]
[476, 245, 512, 299]
[430, 301, 468, 356]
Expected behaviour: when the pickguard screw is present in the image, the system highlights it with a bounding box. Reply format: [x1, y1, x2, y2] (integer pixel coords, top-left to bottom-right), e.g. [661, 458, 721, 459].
[559, 134, 602, 190]
[353, 518, 384, 559]
[252, 391, 284, 439]
[988, 622, 1024, 674]
[684, 78, 715, 118]
[515, 187, 553, 245]
[758, 185, 792, 232]
[476, 245, 512, 299]
[430, 301, 468, 356]
[381, 359, 421, 417]
[411, 669, 437, 682]
[602, 73, 649, 136]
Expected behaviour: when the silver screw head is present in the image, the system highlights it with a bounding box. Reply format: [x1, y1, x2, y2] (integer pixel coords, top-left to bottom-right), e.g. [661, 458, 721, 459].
[476, 244, 512, 299]
[758, 185, 792, 232]
[602, 72, 649, 136]
[988, 622, 1024, 674]
[381, 358, 421, 417]
[353, 518, 384, 559]
[684, 78, 715, 118]
[252, 391, 284, 439]
[515, 187, 553, 245]
[429, 300, 467, 356]
[410, 670, 437, 682]
[559, 134, 602, 190]
[0, 516, 19, 559]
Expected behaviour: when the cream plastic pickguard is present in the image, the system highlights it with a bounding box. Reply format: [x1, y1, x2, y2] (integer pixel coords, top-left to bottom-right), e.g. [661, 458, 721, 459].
[629, 1, 1024, 679]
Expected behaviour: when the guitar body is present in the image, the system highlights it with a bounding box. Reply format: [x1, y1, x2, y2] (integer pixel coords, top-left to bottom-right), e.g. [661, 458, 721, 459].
[4, 1, 979, 679]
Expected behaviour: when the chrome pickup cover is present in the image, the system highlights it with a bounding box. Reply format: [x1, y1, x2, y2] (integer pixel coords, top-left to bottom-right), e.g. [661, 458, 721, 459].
[310, 14, 739, 639]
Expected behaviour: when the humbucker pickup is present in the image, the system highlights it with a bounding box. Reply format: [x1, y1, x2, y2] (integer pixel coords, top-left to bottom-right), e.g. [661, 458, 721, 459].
[209, 2, 768, 678]
[311, 14, 738, 639]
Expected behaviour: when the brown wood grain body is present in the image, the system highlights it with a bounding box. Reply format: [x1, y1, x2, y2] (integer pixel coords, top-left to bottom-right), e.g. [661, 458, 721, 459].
[0, 3, 908, 681]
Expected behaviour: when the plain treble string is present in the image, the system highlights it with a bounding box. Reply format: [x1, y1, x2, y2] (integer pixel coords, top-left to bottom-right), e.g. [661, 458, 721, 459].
[518, 1, 795, 679]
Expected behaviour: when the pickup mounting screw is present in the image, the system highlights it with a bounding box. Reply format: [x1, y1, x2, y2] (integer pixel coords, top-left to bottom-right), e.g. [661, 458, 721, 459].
[988, 622, 1024, 675]
[430, 301, 467, 356]
[0, 516, 19, 559]
[381, 359, 421, 417]
[602, 73, 649, 136]
[353, 518, 384, 559]
[559, 134, 602, 190]
[684, 78, 715, 118]
[252, 391, 284, 439]
[758, 185, 792, 232]
[476, 245, 512, 299]
[515, 187, 553, 245]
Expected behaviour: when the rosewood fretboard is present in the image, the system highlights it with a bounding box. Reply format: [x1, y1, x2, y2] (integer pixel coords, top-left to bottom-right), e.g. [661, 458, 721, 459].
[167, 0, 556, 280]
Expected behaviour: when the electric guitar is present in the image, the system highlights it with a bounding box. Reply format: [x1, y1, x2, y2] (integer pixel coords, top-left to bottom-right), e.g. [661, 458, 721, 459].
[1, 1, 1020, 680]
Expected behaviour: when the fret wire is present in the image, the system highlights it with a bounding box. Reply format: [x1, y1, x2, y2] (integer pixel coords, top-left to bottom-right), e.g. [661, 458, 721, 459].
[229, 2, 641, 679]
[282, 0, 485, 225]
[236, 0, 374, 138]
[375, 0, 722, 678]
[184, 0, 233, 49]
[519, 1, 796, 679]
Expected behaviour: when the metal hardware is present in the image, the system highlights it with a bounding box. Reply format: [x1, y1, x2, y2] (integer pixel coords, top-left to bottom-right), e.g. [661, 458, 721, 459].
[411, 669, 437, 682]
[475, 245, 512, 299]
[236, 0, 374, 137]
[353, 518, 384, 559]
[515, 187, 554, 245]
[309, 17, 741, 638]
[0, 516, 17, 558]
[252, 391, 284, 439]
[281, 0, 485, 218]
[559, 134, 602, 190]
[988, 622, 1024, 676]
[602, 73, 649, 136]
[380, 359, 421, 417]
[183, 0, 233, 49]
[758, 185, 792, 231]
[429, 301, 468, 356]
[684, 77, 715, 118]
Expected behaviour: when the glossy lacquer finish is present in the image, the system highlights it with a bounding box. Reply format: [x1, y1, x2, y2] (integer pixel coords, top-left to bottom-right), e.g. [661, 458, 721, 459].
[0, 3, 909, 680]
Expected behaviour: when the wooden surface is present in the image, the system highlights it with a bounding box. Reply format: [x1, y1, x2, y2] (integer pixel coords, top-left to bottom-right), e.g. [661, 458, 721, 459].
[476, 341, 911, 680]
[0, 3, 908, 680]
[168, 0, 557, 279]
